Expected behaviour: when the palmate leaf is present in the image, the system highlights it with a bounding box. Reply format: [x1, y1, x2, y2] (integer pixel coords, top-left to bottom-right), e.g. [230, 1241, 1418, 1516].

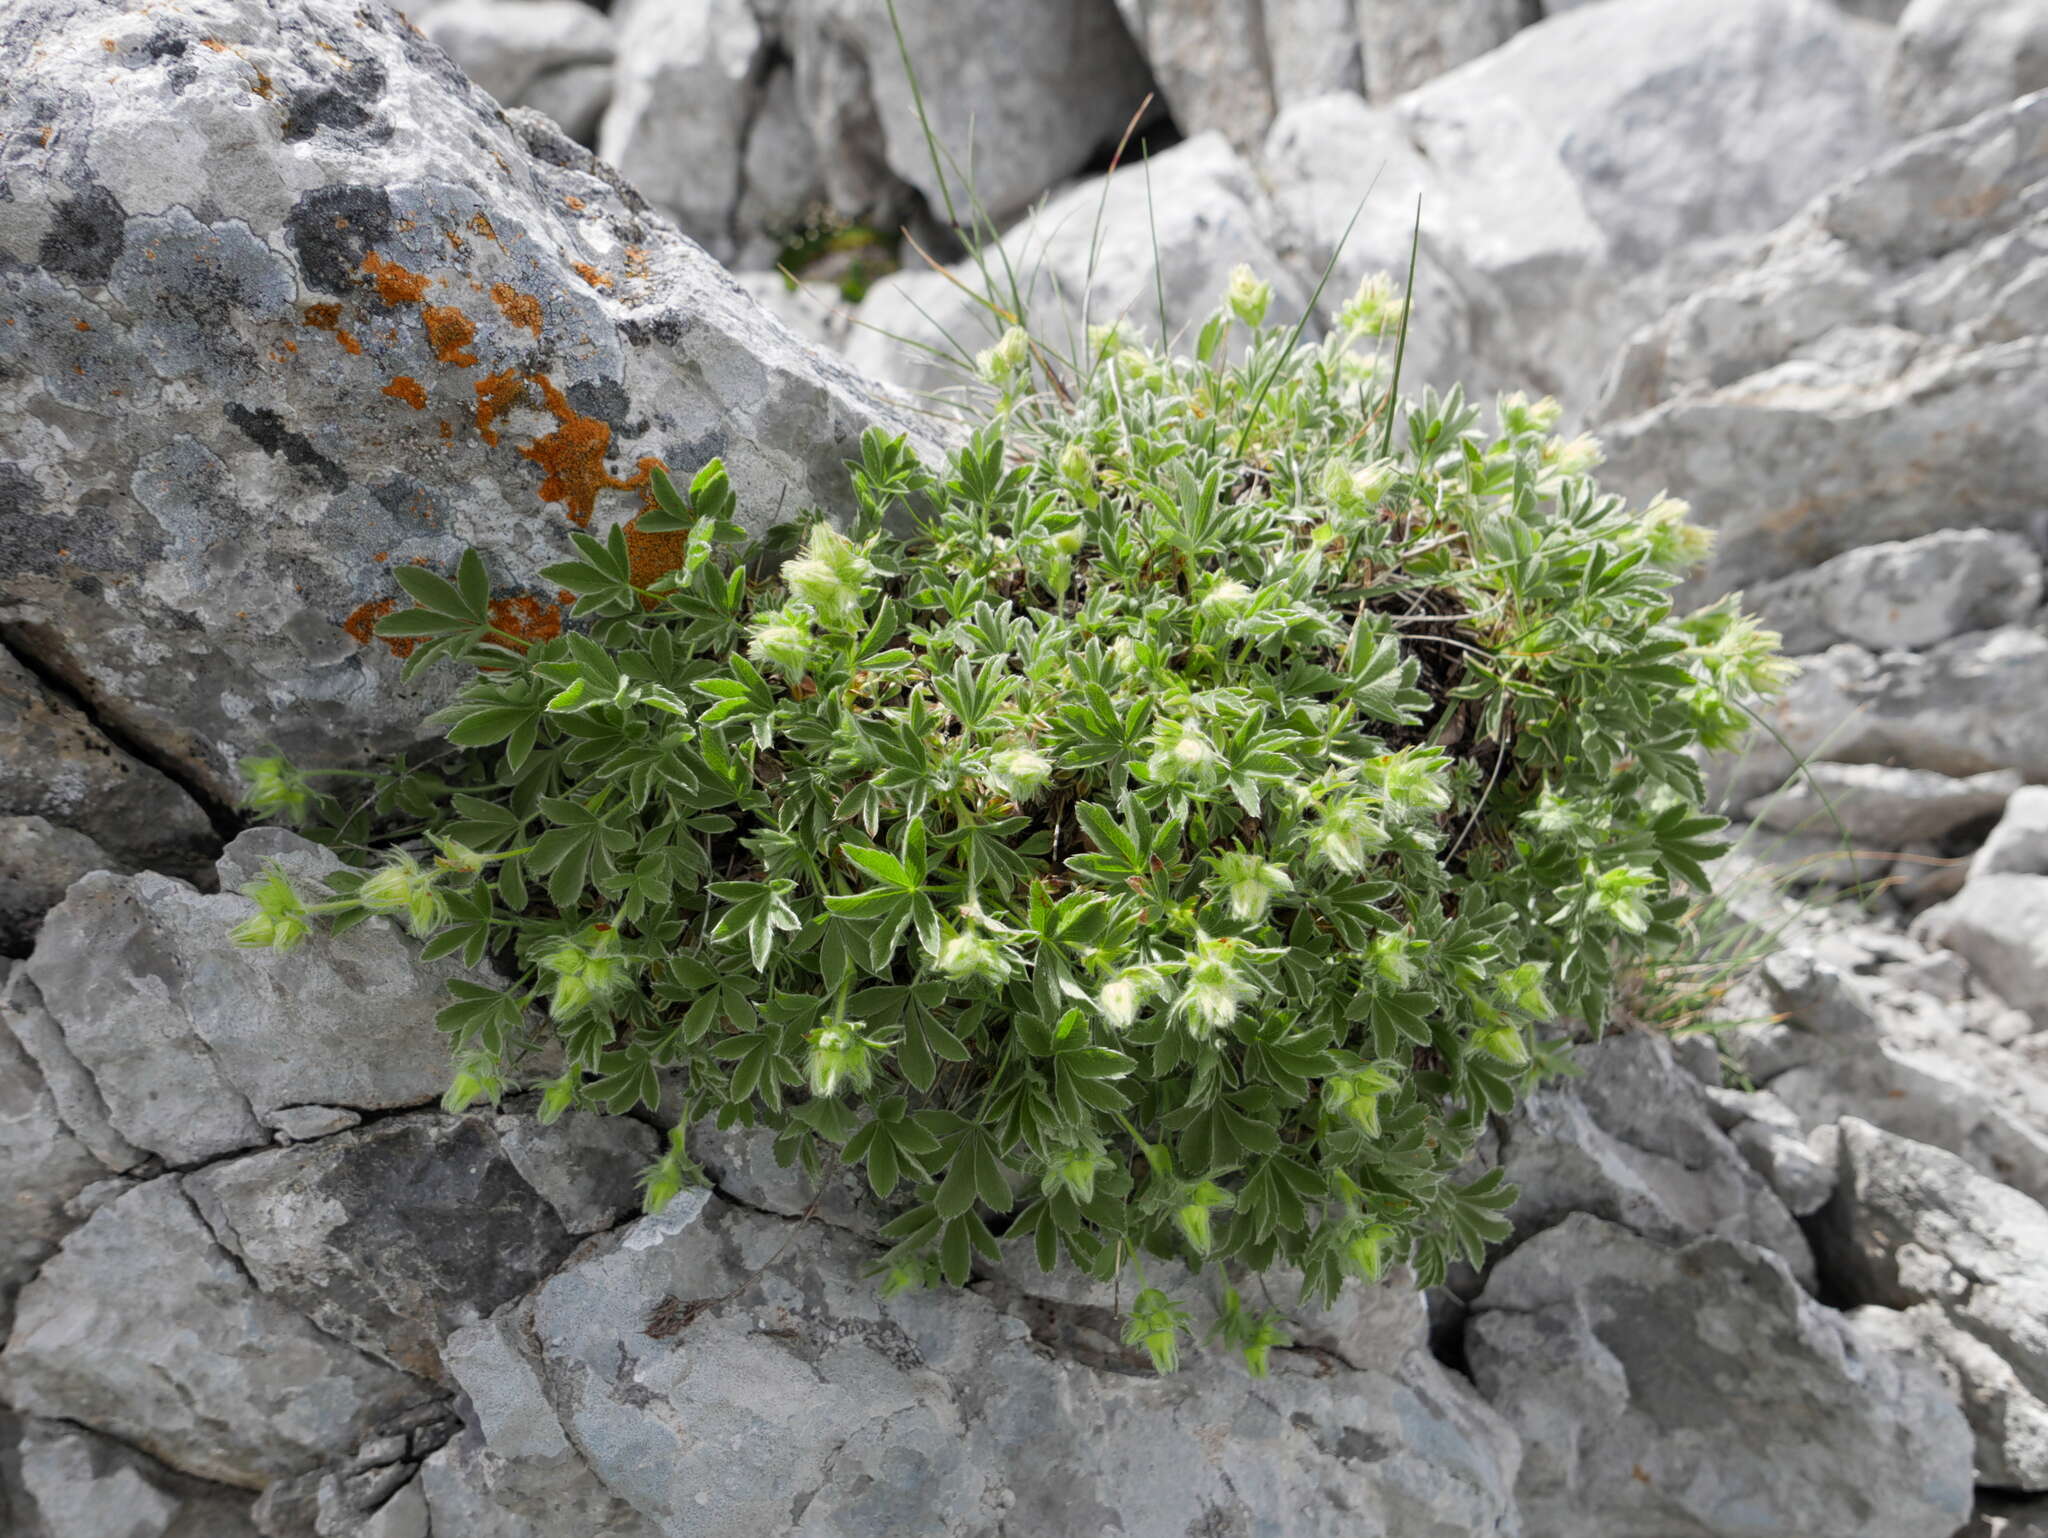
[709, 879, 801, 972]
[842, 1095, 942, 1197]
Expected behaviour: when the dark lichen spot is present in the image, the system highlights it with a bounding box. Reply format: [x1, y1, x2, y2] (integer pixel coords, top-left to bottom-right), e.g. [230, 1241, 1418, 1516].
[565, 376, 632, 432]
[371, 474, 438, 528]
[282, 59, 390, 145]
[225, 402, 348, 493]
[38, 184, 127, 284]
[618, 311, 685, 348]
[285, 185, 393, 295]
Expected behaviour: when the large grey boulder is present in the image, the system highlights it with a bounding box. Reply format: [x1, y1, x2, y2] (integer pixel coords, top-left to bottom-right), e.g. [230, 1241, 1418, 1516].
[9, 1416, 260, 1538]
[1468, 1213, 1974, 1538]
[1263, 0, 1893, 408]
[1492, 1031, 1816, 1288]
[1740, 529, 2046, 656]
[0, 649, 213, 887]
[1, 1178, 435, 1490]
[17, 832, 459, 1167]
[849, 132, 1310, 400]
[446, 1192, 1524, 1537]
[1817, 1119, 2048, 1489]
[1599, 90, 2048, 598]
[1885, 0, 2048, 136]
[183, 1112, 585, 1383]
[0, 0, 929, 804]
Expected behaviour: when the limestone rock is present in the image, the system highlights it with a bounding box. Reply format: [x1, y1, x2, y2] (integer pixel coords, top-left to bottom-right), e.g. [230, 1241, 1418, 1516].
[1736, 947, 2048, 1205]
[0, 817, 118, 959]
[789, 0, 1156, 231]
[521, 59, 612, 149]
[1972, 785, 2048, 881]
[1818, 1119, 2048, 1490]
[1725, 628, 2048, 807]
[1357, 0, 1527, 101]
[599, 0, 775, 262]
[416, 1, 614, 116]
[1599, 91, 2048, 598]
[1113, 0, 1278, 150]
[183, 1112, 581, 1382]
[848, 133, 1309, 399]
[1265, 0, 1892, 409]
[18, 832, 466, 1166]
[0, 0, 929, 804]
[1493, 1031, 1816, 1287]
[1920, 874, 2048, 1029]
[11, 1417, 260, 1538]
[1747, 762, 2020, 849]
[0, 650, 213, 884]
[0, 980, 104, 1335]
[260, 1104, 363, 1141]
[418, 1422, 659, 1538]
[0, 967, 144, 1175]
[1, 1178, 434, 1489]
[1742, 529, 2046, 655]
[1854, 1302, 2048, 1490]
[447, 1193, 1524, 1536]
[1885, 0, 2048, 136]
[1468, 1213, 1974, 1538]
[492, 1102, 657, 1235]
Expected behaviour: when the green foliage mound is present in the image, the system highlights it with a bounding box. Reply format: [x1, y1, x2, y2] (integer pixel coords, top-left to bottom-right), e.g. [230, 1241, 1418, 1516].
[237, 270, 1785, 1372]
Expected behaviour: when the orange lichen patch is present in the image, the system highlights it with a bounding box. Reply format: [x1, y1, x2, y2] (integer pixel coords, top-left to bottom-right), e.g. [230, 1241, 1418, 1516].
[444, 229, 464, 250]
[373, 551, 389, 562]
[341, 598, 417, 658]
[489, 282, 543, 337]
[39, 125, 54, 148]
[472, 367, 527, 445]
[73, 319, 91, 331]
[572, 261, 610, 289]
[438, 419, 454, 442]
[251, 71, 273, 98]
[518, 373, 654, 529]
[301, 303, 362, 355]
[381, 375, 427, 410]
[623, 508, 686, 606]
[102, 38, 116, 51]
[469, 212, 498, 243]
[422, 305, 477, 366]
[361, 250, 431, 306]
[487, 594, 566, 649]
[624, 246, 652, 282]
[564, 195, 585, 211]
[201, 37, 227, 51]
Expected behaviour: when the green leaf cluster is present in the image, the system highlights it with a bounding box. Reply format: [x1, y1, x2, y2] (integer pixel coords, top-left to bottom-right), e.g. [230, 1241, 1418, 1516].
[240, 275, 1786, 1363]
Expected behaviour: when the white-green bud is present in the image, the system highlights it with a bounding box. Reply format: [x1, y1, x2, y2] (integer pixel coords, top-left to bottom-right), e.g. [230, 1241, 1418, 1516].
[1226, 264, 1273, 327]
